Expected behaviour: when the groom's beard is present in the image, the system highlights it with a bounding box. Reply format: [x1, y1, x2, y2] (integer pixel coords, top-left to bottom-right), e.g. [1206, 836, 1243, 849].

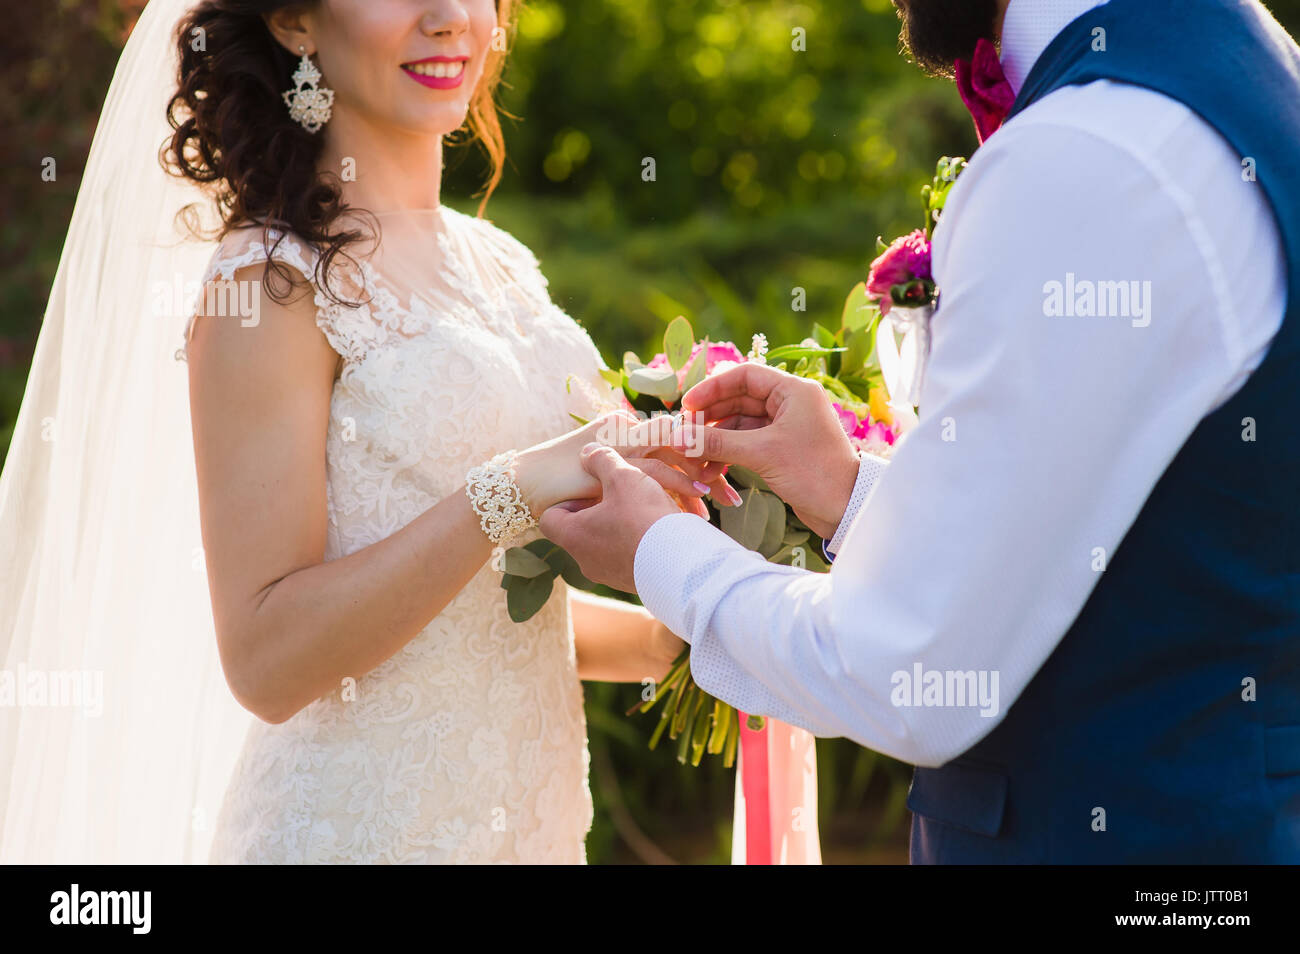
[893, 0, 1002, 76]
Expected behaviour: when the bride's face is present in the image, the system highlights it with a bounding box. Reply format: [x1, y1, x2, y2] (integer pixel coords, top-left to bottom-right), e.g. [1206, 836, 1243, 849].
[305, 0, 499, 137]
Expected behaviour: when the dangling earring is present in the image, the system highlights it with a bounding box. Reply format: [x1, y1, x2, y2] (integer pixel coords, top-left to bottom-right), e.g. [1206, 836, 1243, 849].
[282, 45, 334, 133]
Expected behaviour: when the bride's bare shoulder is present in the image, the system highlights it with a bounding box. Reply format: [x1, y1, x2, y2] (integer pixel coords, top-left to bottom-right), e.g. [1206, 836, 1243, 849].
[186, 223, 337, 378]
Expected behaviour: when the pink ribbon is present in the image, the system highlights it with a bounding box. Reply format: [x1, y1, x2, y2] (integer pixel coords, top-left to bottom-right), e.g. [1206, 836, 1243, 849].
[738, 711, 772, 865]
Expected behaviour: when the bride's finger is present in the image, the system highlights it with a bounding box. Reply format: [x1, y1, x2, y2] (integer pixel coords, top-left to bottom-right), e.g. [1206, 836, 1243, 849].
[618, 414, 676, 454]
[679, 493, 709, 519]
[636, 453, 740, 507]
[585, 408, 640, 444]
[640, 446, 725, 482]
[707, 475, 744, 508]
[628, 458, 710, 500]
[665, 488, 709, 519]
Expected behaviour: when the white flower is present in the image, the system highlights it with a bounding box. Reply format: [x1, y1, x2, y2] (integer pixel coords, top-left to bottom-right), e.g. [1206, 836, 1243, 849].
[747, 333, 769, 363]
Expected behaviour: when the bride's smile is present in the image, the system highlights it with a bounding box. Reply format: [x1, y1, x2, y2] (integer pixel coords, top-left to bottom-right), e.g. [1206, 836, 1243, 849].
[401, 56, 470, 89]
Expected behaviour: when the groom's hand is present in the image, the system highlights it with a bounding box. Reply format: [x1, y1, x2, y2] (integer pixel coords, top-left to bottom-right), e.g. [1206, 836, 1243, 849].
[671, 363, 861, 540]
[539, 444, 682, 593]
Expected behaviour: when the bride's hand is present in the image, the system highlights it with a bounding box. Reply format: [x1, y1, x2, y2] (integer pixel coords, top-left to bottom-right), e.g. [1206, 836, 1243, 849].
[619, 414, 743, 510]
[513, 412, 719, 515]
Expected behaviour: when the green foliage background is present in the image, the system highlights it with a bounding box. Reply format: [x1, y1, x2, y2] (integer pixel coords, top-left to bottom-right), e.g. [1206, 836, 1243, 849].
[4, 0, 1300, 862]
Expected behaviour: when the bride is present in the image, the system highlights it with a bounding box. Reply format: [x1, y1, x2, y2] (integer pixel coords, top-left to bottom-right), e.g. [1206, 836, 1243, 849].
[0, 0, 727, 864]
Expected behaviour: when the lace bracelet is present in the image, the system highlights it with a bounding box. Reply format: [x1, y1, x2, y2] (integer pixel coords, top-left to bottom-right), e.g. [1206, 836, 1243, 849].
[465, 450, 537, 545]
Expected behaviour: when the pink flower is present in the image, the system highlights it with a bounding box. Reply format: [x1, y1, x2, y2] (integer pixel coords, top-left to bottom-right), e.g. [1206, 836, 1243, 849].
[867, 230, 932, 314]
[850, 422, 897, 457]
[830, 402, 859, 437]
[833, 400, 897, 448]
[861, 421, 896, 445]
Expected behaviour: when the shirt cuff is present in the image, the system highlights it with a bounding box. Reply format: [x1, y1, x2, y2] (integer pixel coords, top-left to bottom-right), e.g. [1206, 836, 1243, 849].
[633, 511, 756, 644]
[825, 453, 889, 557]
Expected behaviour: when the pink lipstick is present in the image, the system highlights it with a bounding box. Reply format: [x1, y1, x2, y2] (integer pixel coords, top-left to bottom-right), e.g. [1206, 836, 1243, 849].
[401, 55, 469, 90]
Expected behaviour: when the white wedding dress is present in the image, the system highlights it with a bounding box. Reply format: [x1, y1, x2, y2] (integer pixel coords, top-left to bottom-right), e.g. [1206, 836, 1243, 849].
[184, 208, 607, 863]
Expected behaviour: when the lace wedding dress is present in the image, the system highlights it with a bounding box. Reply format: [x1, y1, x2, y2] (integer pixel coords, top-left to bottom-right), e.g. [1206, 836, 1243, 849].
[181, 207, 607, 864]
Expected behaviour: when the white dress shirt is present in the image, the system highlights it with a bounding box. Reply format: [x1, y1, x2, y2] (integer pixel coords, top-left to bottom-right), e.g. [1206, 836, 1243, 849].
[632, 0, 1287, 767]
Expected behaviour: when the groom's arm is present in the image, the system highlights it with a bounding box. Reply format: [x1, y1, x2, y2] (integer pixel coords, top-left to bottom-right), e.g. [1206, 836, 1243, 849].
[633, 115, 1285, 767]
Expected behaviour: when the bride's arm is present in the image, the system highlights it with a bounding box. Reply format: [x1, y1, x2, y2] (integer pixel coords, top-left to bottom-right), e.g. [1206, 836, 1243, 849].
[569, 590, 683, 683]
[187, 265, 696, 724]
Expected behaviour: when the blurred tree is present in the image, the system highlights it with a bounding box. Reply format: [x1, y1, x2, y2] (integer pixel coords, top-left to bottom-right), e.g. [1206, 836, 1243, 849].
[0, 1, 139, 453]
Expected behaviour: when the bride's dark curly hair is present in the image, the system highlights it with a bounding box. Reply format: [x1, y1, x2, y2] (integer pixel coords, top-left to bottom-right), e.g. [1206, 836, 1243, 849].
[164, 0, 517, 304]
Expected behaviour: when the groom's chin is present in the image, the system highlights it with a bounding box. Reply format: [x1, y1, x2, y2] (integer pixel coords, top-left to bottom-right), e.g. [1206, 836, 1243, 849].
[893, 0, 1002, 77]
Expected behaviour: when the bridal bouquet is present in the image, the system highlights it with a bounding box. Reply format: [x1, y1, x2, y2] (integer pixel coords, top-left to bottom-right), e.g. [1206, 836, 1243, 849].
[500, 311, 907, 767]
[501, 156, 965, 765]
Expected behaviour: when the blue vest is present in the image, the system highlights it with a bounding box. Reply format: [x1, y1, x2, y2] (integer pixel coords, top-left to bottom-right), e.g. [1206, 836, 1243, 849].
[908, 0, 1300, 863]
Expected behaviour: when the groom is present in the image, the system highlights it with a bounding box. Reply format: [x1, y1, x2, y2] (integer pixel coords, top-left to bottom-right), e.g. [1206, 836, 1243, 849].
[543, 0, 1300, 863]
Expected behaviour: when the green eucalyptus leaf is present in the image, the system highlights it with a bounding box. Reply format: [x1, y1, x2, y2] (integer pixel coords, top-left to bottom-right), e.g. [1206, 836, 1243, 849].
[768, 543, 799, 565]
[757, 492, 788, 558]
[812, 322, 836, 349]
[542, 544, 595, 590]
[598, 367, 623, 389]
[720, 487, 770, 551]
[502, 546, 552, 579]
[518, 538, 595, 590]
[664, 316, 695, 371]
[783, 527, 810, 547]
[623, 351, 645, 372]
[681, 345, 708, 392]
[627, 366, 682, 401]
[506, 572, 555, 623]
[785, 511, 811, 533]
[726, 465, 770, 493]
[802, 544, 832, 573]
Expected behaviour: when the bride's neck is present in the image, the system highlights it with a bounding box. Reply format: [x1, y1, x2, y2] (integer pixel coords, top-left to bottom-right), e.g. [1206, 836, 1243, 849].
[319, 113, 444, 213]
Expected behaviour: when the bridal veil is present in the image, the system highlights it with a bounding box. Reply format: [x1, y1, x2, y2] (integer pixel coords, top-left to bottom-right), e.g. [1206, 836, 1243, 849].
[0, 0, 253, 862]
